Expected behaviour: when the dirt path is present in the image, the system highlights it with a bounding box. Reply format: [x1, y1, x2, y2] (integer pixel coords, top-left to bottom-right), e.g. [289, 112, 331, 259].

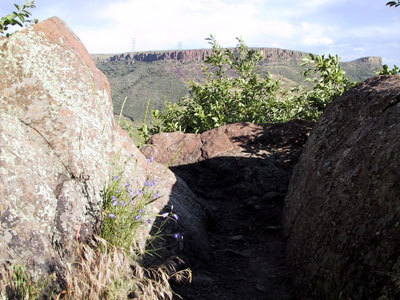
[168, 148, 303, 299]
[141, 121, 313, 299]
[172, 193, 293, 300]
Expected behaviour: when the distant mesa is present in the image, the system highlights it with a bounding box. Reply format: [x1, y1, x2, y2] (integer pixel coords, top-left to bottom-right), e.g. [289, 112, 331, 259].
[93, 48, 382, 66]
[94, 48, 309, 64]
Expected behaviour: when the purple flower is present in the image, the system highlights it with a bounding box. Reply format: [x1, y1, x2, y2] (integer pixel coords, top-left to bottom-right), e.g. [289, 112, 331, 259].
[137, 190, 143, 196]
[109, 213, 116, 219]
[173, 214, 179, 221]
[153, 192, 160, 198]
[113, 175, 120, 181]
[139, 209, 144, 214]
[125, 182, 131, 188]
[147, 156, 154, 164]
[145, 180, 157, 187]
[112, 200, 118, 206]
[111, 195, 117, 201]
[173, 233, 183, 240]
[146, 218, 152, 224]
[120, 201, 126, 206]
[135, 215, 141, 221]
[161, 212, 169, 218]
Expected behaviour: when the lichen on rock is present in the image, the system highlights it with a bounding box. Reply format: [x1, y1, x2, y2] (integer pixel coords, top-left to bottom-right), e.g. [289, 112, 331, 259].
[0, 17, 209, 277]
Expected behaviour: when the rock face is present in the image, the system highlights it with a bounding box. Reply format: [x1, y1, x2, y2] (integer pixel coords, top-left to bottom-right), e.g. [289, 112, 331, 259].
[95, 48, 382, 68]
[98, 48, 308, 64]
[0, 17, 209, 277]
[284, 76, 400, 299]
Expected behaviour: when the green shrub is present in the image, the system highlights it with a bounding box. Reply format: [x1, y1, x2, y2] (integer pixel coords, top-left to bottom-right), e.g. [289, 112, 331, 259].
[0, 1, 37, 37]
[293, 53, 356, 119]
[377, 64, 400, 75]
[152, 36, 281, 133]
[152, 37, 355, 133]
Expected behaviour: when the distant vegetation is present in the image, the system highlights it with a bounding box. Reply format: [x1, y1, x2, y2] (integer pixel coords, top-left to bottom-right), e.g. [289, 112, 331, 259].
[95, 49, 381, 127]
[378, 64, 400, 75]
[149, 36, 355, 133]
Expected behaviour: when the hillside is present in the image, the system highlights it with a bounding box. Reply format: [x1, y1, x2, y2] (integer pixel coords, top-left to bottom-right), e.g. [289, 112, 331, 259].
[92, 48, 382, 123]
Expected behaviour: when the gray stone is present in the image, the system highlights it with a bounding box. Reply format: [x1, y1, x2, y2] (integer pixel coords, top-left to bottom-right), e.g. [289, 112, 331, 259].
[284, 76, 400, 299]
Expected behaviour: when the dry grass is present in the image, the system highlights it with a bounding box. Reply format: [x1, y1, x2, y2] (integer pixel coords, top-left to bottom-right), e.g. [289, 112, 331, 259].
[61, 236, 191, 300]
[0, 236, 191, 300]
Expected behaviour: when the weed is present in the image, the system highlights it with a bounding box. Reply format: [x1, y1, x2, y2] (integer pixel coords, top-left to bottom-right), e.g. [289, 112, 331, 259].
[0, 155, 190, 299]
[0, 264, 57, 299]
[62, 237, 190, 300]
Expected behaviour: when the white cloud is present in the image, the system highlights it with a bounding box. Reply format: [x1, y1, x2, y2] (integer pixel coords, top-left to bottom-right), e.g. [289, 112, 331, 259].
[302, 36, 333, 46]
[299, 22, 334, 46]
[346, 25, 396, 39]
[69, 0, 399, 70]
[77, 0, 298, 53]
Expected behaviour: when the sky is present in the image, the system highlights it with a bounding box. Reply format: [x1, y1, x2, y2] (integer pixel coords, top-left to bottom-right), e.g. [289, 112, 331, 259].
[1, 0, 399, 66]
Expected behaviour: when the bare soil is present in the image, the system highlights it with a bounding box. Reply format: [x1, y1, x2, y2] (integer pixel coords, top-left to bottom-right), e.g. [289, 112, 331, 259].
[172, 192, 293, 300]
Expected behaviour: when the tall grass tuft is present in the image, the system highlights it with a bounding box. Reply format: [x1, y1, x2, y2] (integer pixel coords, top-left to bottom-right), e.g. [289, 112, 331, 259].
[62, 236, 191, 300]
[0, 264, 57, 299]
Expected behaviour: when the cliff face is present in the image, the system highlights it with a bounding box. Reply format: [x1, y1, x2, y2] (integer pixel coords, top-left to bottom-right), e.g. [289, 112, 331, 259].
[352, 56, 383, 67]
[97, 48, 309, 64]
[94, 48, 382, 70]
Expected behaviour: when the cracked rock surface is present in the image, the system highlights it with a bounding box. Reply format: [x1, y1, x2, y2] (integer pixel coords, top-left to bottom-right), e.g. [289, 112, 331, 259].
[0, 17, 209, 277]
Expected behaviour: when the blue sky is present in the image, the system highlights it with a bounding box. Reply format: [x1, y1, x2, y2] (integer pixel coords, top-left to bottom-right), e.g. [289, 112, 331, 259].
[1, 0, 399, 66]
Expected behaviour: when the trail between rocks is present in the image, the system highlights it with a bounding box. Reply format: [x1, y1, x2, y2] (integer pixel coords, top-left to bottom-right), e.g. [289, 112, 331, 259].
[141, 121, 313, 299]
[173, 192, 293, 300]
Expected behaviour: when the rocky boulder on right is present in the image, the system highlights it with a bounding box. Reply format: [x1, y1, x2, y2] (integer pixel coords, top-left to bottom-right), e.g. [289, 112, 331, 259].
[284, 76, 400, 299]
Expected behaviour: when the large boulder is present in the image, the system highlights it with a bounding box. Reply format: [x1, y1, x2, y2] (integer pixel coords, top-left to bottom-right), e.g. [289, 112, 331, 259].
[141, 120, 313, 201]
[0, 17, 209, 277]
[284, 76, 400, 299]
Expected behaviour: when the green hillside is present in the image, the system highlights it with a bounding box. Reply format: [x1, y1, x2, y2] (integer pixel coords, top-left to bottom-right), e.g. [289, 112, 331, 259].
[94, 51, 382, 124]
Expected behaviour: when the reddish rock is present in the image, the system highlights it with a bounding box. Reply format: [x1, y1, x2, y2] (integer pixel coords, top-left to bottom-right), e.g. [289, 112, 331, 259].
[103, 48, 310, 64]
[95, 48, 382, 68]
[141, 120, 313, 167]
[141, 120, 313, 201]
[284, 76, 400, 299]
[0, 17, 209, 276]
[140, 131, 202, 166]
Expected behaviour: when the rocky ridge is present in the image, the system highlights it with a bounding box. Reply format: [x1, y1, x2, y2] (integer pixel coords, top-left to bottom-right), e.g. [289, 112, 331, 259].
[93, 48, 382, 66]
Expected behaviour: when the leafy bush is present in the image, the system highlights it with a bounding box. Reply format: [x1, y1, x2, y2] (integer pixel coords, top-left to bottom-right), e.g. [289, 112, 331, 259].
[0, 1, 37, 37]
[152, 37, 355, 133]
[377, 64, 400, 75]
[152, 36, 281, 133]
[294, 54, 355, 119]
[387, 1, 400, 7]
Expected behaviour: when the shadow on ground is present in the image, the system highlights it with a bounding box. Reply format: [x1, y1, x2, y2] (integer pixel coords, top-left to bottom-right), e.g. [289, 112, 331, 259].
[141, 120, 314, 299]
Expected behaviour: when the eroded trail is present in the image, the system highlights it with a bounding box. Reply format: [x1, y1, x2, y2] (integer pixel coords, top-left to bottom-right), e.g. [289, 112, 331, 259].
[140, 121, 313, 299]
[166, 123, 313, 299]
[173, 192, 293, 299]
